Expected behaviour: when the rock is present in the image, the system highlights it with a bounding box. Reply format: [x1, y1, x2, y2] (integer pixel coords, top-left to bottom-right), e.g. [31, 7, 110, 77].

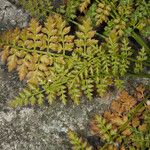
[0, 1, 115, 149]
[0, 0, 29, 31]
[0, 63, 116, 149]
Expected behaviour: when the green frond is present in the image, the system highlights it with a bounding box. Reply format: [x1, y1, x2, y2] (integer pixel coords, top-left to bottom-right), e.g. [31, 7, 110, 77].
[79, 0, 91, 13]
[68, 82, 81, 105]
[1, 1, 149, 107]
[42, 80, 57, 105]
[114, 78, 124, 90]
[140, 24, 150, 38]
[97, 46, 110, 75]
[85, 2, 97, 25]
[67, 60, 87, 104]
[8, 84, 42, 107]
[18, 0, 53, 19]
[107, 35, 120, 76]
[104, 18, 127, 37]
[81, 78, 94, 100]
[0, 14, 74, 86]
[94, 115, 117, 142]
[130, 0, 150, 29]
[134, 47, 147, 73]
[95, 1, 111, 26]
[63, 0, 80, 21]
[75, 18, 98, 55]
[57, 85, 67, 105]
[54, 14, 74, 54]
[119, 38, 132, 76]
[67, 130, 93, 150]
[96, 76, 110, 97]
[117, 0, 133, 18]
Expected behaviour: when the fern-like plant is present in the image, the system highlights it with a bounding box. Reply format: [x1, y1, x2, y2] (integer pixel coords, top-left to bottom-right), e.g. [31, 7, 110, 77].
[0, 11, 149, 107]
[17, 0, 54, 19]
[67, 130, 93, 150]
[68, 88, 150, 150]
[0, 0, 150, 107]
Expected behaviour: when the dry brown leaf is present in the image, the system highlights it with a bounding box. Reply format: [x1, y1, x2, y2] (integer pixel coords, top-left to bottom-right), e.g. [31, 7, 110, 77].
[111, 116, 125, 126]
[17, 64, 28, 80]
[131, 117, 140, 128]
[122, 115, 128, 122]
[90, 87, 148, 149]
[103, 111, 113, 121]
[122, 99, 136, 112]
[7, 54, 18, 72]
[0, 46, 10, 63]
[79, 0, 90, 13]
[90, 121, 99, 135]
[118, 90, 136, 111]
[120, 91, 135, 102]
[107, 144, 118, 150]
[111, 100, 123, 114]
[120, 144, 126, 150]
[122, 128, 132, 136]
[135, 84, 145, 100]
[138, 124, 147, 132]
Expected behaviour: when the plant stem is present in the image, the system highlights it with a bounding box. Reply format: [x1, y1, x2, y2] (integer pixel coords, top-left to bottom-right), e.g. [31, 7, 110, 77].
[95, 33, 106, 40]
[69, 19, 80, 26]
[6, 43, 70, 58]
[131, 31, 150, 55]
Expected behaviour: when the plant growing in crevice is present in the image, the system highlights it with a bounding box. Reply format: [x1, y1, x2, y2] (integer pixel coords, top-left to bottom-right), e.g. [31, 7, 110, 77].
[68, 86, 150, 150]
[68, 130, 93, 150]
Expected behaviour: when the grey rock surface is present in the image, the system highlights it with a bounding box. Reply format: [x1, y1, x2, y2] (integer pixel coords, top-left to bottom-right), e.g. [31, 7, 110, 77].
[0, 0, 29, 30]
[0, 63, 115, 150]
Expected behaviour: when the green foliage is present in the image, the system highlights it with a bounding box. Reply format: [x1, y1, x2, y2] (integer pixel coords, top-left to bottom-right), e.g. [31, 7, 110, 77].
[18, 0, 53, 19]
[18, 0, 150, 34]
[9, 84, 43, 107]
[57, 0, 80, 21]
[68, 91, 150, 150]
[95, 1, 111, 26]
[0, 12, 149, 107]
[128, 107, 150, 150]
[94, 115, 117, 142]
[0, 0, 150, 107]
[134, 47, 147, 73]
[0, 1, 150, 149]
[67, 130, 92, 150]
[0, 1, 150, 147]
[18, 0, 150, 53]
